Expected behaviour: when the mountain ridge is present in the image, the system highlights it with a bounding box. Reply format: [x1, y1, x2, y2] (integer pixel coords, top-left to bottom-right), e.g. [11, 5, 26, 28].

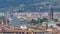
[0, 0, 60, 12]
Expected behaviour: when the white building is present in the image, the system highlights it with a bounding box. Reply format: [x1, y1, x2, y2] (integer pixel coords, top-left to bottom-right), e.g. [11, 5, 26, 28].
[48, 21, 57, 28]
[0, 13, 5, 16]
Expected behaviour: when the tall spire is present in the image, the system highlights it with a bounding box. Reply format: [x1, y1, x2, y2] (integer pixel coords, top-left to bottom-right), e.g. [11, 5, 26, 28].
[48, 5, 53, 21]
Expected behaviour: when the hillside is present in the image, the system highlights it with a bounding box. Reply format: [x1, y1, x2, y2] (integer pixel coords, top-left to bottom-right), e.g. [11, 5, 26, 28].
[0, 0, 60, 12]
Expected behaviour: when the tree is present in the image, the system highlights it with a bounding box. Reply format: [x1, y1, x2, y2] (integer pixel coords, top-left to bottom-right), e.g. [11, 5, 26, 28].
[28, 18, 48, 25]
[43, 18, 48, 22]
[54, 19, 58, 22]
[28, 19, 38, 25]
[38, 18, 48, 24]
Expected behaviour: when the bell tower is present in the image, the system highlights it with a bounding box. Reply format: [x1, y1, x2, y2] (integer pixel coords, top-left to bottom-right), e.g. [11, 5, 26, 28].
[48, 5, 53, 21]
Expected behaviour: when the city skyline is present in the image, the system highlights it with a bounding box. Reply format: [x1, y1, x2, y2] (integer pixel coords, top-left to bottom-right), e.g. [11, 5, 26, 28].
[0, 0, 60, 34]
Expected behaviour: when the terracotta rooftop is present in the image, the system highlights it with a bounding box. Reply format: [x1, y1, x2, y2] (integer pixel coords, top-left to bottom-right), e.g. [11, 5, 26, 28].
[0, 26, 45, 33]
[56, 22, 60, 24]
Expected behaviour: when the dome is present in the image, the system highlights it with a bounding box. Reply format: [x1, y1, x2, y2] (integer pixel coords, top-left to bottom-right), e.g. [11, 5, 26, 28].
[42, 22, 47, 26]
[43, 22, 47, 23]
[48, 21, 57, 28]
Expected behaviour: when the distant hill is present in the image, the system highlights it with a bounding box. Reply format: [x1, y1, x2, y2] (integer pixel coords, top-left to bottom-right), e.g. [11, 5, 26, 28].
[0, 0, 60, 12]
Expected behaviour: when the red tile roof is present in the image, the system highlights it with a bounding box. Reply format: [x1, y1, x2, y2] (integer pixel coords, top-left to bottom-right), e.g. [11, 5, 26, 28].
[56, 22, 60, 24]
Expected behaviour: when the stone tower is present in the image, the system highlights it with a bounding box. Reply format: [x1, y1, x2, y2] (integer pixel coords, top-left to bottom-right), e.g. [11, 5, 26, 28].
[48, 5, 53, 21]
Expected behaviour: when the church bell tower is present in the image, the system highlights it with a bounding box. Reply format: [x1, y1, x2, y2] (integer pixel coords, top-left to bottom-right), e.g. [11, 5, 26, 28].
[48, 5, 53, 21]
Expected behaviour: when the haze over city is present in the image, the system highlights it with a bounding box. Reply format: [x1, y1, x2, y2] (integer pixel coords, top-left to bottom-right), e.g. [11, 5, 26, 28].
[0, 0, 60, 34]
[0, 0, 60, 12]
